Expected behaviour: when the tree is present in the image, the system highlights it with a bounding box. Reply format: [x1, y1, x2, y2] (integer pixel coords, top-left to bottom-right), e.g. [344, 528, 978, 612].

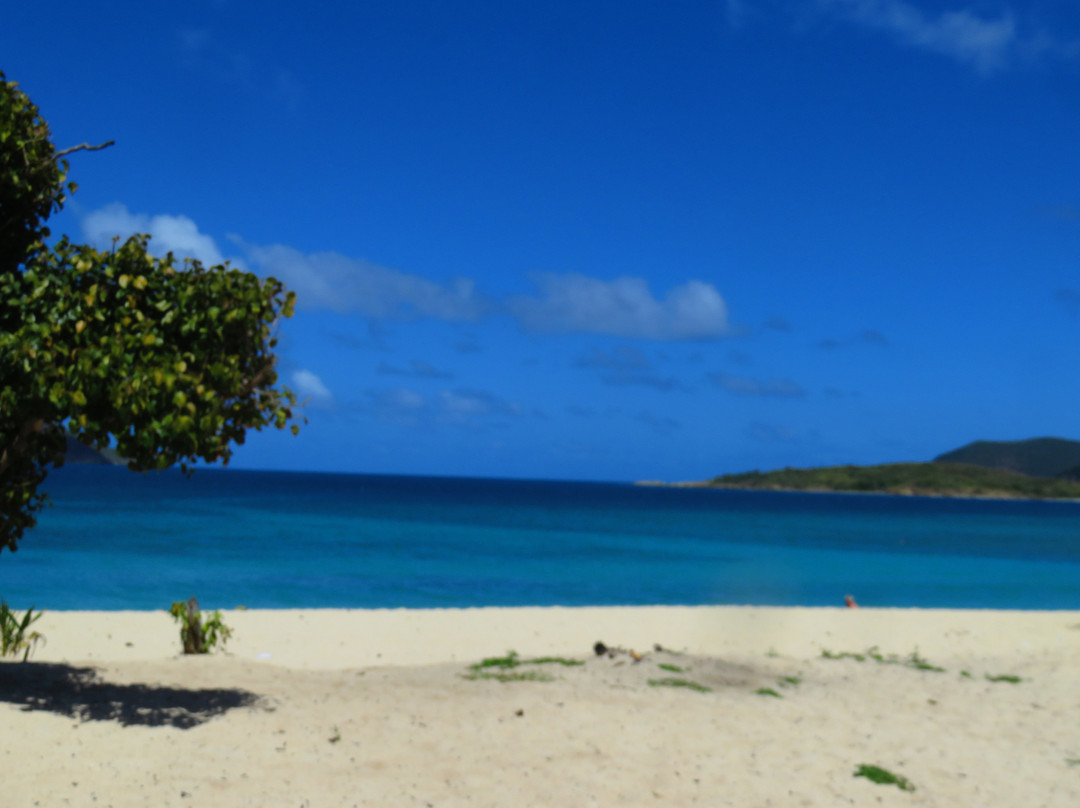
[0, 71, 300, 552]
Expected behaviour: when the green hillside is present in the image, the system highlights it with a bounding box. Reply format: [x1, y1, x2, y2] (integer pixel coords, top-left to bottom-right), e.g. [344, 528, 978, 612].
[704, 462, 1080, 500]
[935, 437, 1080, 479]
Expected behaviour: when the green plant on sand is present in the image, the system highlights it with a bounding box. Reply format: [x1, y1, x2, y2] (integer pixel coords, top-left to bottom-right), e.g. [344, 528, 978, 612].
[821, 646, 945, 672]
[169, 597, 232, 654]
[657, 663, 685, 673]
[470, 651, 584, 670]
[854, 764, 915, 792]
[648, 677, 712, 693]
[462, 651, 582, 682]
[0, 601, 44, 661]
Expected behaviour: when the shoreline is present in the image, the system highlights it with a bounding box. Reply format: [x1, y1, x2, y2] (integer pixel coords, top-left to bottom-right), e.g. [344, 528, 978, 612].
[637, 479, 1080, 503]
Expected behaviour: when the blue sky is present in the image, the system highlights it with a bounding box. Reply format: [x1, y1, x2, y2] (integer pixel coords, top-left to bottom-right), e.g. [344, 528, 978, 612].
[5, 1, 1080, 482]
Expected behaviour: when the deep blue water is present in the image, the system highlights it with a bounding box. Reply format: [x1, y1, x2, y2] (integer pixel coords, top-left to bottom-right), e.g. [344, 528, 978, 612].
[2, 466, 1079, 610]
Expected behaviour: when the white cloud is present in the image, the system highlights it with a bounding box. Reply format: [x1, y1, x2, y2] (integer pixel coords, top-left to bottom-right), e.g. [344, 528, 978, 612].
[80, 206, 735, 343]
[819, 0, 1024, 72]
[82, 203, 228, 266]
[508, 274, 730, 340]
[291, 369, 333, 403]
[241, 242, 489, 321]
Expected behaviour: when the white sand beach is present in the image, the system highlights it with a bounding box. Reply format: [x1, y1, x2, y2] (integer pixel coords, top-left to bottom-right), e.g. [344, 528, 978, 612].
[4, 606, 1080, 806]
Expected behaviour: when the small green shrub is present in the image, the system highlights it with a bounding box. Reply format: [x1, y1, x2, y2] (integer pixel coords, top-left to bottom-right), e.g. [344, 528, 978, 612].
[854, 764, 915, 791]
[755, 687, 782, 698]
[527, 656, 585, 667]
[658, 663, 685, 673]
[648, 677, 712, 693]
[468, 651, 582, 672]
[779, 676, 801, 687]
[904, 650, 945, 672]
[822, 647, 944, 672]
[470, 651, 520, 669]
[0, 602, 44, 661]
[169, 597, 232, 654]
[985, 673, 1022, 683]
[822, 649, 866, 662]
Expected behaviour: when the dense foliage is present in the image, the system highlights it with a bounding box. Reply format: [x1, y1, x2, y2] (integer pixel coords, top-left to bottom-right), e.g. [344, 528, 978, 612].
[1, 71, 300, 552]
[706, 462, 1080, 500]
[934, 437, 1080, 480]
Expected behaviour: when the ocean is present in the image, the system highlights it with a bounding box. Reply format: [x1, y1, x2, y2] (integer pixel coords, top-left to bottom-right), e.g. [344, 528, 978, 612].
[1, 466, 1078, 611]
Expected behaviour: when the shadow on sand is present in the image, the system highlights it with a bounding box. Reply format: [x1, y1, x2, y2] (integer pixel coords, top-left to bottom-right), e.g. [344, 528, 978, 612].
[0, 662, 261, 729]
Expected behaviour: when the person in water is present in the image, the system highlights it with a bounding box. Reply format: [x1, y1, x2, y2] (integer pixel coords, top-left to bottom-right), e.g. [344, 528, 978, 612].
[844, 595, 859, 608]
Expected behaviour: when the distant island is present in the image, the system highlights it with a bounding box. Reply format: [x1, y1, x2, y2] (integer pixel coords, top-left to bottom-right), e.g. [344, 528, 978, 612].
[62, 435, 123, 466]
[652, 438, 1080, 501]
[934, 437, 1080, 481]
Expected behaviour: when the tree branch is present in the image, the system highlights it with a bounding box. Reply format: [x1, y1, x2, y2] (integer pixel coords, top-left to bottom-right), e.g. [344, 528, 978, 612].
[235, 359, 276, 400]
[54, 140, 115, 161]
[0, 417, 45, 478]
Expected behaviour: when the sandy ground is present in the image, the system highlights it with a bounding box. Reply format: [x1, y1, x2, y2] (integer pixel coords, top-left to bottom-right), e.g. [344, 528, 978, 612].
[2, 606, 1079, 807]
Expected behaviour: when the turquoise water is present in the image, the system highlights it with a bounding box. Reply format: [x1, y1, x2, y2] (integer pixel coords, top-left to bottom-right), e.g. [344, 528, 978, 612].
[1, 466, 1078, 610]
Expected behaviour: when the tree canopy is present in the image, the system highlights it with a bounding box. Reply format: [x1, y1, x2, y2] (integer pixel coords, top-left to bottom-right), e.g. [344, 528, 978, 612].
[0, 71, 300, 552]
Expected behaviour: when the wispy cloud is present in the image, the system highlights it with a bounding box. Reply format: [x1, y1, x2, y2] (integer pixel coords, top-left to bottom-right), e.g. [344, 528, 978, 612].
[764, 317, 793, 333]
[239, 242, 490, 322]
[573, 346, 686, 391]
[817, 0, 1066, 73]
[329, 322, 395, 353]
[724, 0, 752, 28]
[566, 404, 596, 418]
[377, 359, 455, 380]
[574, 345, 652, 372]
[508, 273, 731, 340]
[744, 421, 801, 443]
[711, 373, 806, 398]
[177, 28, 303, 108]
[635, 411, 682, 433]
[363, 387, 429, 426]
[361, 386, 524, 428]
[438, 389, 524, 423]
[824, 386, 860, 399]
[819, 329, 889, 350]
